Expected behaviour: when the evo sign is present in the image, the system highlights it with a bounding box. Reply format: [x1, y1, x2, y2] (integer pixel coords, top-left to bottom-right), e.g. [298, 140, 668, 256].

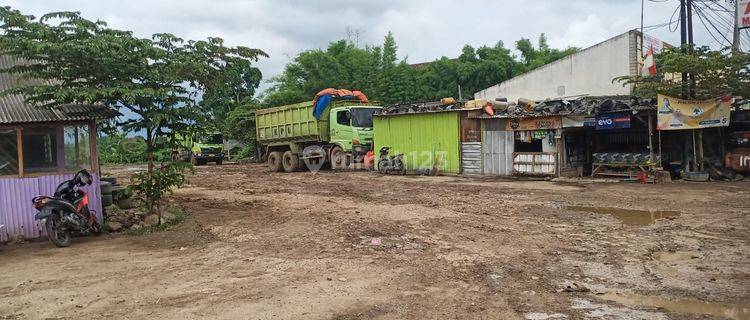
[740, 0, 750, 30]
[595, 112, 631, 130]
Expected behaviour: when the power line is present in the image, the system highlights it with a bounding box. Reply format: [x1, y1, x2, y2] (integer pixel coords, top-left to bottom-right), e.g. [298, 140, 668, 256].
[642, 0, 747, 50]
[694, 4, 732, 45]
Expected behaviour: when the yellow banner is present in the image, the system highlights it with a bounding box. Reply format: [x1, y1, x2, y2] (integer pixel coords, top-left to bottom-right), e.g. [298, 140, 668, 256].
[657, 94, 732, 130]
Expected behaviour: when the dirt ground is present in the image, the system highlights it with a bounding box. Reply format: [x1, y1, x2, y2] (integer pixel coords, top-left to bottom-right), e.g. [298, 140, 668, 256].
[1, 164, 749, 320]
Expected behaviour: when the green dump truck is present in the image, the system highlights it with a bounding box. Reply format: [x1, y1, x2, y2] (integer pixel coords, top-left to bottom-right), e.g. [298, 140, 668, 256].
[173, 132, 225, 165]
[256, 100, 381, 172]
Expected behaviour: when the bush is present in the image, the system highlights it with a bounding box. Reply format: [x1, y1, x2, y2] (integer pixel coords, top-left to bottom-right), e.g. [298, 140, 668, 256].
[132, 161, 194, 215]
[98, 133, 149, 164]
[235, 144, 257, 161]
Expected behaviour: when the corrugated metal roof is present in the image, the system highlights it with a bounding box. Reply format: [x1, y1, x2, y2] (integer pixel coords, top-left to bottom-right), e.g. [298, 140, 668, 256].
[0, 55, 119, 124]
[375, 107, 483, 117]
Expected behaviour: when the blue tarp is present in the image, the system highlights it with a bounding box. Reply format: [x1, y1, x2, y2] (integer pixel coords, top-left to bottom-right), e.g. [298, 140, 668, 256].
[313, 94, 333, 119]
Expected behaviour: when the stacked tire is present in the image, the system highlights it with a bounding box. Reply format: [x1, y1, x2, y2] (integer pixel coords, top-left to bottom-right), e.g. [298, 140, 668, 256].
[100, 177, 137, 209]
[101, 179, 114, 207]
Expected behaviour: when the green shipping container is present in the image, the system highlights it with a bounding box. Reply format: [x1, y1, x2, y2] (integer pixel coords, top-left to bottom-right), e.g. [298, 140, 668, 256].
[374, 111, 461, 174]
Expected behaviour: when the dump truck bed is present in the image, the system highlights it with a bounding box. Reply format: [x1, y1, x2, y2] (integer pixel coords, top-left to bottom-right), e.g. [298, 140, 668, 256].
[255, 101, 330, 146]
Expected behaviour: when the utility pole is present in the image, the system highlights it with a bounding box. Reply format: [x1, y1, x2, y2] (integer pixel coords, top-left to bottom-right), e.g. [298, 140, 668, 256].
[679, 0, 693, 172]
[687, 0, 694, 46]
[680, 0, 688, 99]
[734, 0, 742, 52]
[687, 0, 695, 98]
[641, 0, 645, 35]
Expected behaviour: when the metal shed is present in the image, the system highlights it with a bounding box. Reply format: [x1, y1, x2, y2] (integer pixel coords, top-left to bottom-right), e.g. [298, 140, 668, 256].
[374, 111, 463, 174]
[0, 55, 117, 242]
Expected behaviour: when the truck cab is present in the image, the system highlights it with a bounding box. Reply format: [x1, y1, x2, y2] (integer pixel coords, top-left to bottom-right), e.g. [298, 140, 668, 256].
[328, 106, 380, 157]
[174, 132, 225, 165]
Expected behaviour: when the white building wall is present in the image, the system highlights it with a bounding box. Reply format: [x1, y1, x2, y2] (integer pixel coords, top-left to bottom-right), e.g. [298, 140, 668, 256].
[475, 31, 639, 102]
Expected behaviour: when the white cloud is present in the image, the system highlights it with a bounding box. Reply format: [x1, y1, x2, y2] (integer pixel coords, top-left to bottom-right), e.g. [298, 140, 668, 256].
[4, 0, 739, 93]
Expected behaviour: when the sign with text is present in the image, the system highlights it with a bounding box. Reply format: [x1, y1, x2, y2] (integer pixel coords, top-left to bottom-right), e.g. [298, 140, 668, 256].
[506, 116, 561, 131]
[595, 112, 631, 130]
[657, 94, 732, 130]
[642, 34, 665, 55]
[740, 0, 750, 30]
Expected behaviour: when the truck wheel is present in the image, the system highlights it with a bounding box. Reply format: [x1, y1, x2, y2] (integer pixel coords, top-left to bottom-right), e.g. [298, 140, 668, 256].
[282, 151, 300, 172]
[215, 158, 223, 165]
[268, 151, 283, 172]
[330, 146, 349, 171]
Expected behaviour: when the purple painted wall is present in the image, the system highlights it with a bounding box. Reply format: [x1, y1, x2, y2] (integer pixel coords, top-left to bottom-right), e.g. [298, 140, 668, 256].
[0, 173, 102, 242]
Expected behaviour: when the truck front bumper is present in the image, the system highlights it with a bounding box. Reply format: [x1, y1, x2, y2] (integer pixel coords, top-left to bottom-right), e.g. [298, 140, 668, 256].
[196, 153, 224, 161]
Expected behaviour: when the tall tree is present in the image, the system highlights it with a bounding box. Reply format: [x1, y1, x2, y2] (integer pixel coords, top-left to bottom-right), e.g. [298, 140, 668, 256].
[191, 37, 267, 129]
[382, 31, 398, 69]
[264, 32, 578, 108]
[0, 7, 267, 214]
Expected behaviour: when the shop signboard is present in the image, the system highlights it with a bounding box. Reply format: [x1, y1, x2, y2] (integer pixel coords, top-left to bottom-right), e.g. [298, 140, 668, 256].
[562, 116, 595, 128]
[657, 94, 732, 130]
[595, 112, 631, 130]
[642, 34, 665, 55]
[506, 116, 561, 131]
[739, 0, 750, 30]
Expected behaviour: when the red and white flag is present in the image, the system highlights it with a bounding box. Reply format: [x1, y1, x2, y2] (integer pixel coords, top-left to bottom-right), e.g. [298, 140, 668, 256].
[642, 46, 657, 77]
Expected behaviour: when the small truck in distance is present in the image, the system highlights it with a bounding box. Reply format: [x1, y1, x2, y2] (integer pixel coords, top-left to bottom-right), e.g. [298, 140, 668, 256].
[256, 99, 381, 172]
[173, 132, 225, 165]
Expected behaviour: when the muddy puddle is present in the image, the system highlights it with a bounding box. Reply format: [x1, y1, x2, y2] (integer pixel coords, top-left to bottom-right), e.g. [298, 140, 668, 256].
[566, 206, 680, 226]
[600, 292, 750, 320]
[651, 251, 700, 276]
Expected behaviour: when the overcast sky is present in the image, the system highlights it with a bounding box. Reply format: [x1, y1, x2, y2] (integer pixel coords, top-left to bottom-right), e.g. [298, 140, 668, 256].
[5, 0, 745, 93]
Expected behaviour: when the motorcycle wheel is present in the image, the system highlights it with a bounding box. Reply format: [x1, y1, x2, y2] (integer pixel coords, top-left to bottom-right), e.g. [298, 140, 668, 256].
[378, 160, 389, 174]
[46, 216, 72, 247]
[91, 220, 103, 236]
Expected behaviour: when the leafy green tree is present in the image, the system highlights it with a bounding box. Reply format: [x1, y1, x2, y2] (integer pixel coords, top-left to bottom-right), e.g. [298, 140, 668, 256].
[382, 32, 398, 69]
[0, 7, 266, 216]
[225, 99, 262, 146]
[616, 46, 749, 100]
[190, 37, 267, 129]
[515, 34, 579, 73]
[265, 32, 576, 108]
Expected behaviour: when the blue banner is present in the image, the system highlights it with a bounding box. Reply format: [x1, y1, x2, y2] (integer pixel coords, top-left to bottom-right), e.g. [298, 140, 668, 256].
[596, 112, 631, 130]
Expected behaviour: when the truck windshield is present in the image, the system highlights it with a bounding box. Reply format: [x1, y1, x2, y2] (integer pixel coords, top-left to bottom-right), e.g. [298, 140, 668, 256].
[350, 108, 379, 128]
[200, 134, 223, 144]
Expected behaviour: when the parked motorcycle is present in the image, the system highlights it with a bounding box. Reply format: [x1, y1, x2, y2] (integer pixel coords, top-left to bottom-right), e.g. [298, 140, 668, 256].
[377, 147, 406, 175]
[32, 169, 101, 247]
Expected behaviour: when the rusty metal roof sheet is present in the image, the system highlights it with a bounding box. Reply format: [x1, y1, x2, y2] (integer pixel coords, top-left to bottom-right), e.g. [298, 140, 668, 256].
[0, 55, 119, 124]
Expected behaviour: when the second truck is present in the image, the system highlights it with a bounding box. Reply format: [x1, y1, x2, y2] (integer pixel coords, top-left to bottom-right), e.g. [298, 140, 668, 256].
[173, 132, 225, 165]
[256, 99, 381, 172]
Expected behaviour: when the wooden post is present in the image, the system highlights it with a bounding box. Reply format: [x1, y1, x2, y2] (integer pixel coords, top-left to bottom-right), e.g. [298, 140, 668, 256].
[556, 130, 563, 177]
[16, 128, 23, 178]
[56, 125, 65, 172]
[658, 130, 663, 167]
[692, 129, 698, 172]
[74, 126, 80, 167]
[697, 129, 704, 171]
[648, 112, 655, 170]
[89, 121, 99, 174]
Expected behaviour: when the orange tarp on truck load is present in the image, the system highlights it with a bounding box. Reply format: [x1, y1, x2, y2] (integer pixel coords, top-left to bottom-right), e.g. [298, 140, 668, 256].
[312, 88, 369, 119]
